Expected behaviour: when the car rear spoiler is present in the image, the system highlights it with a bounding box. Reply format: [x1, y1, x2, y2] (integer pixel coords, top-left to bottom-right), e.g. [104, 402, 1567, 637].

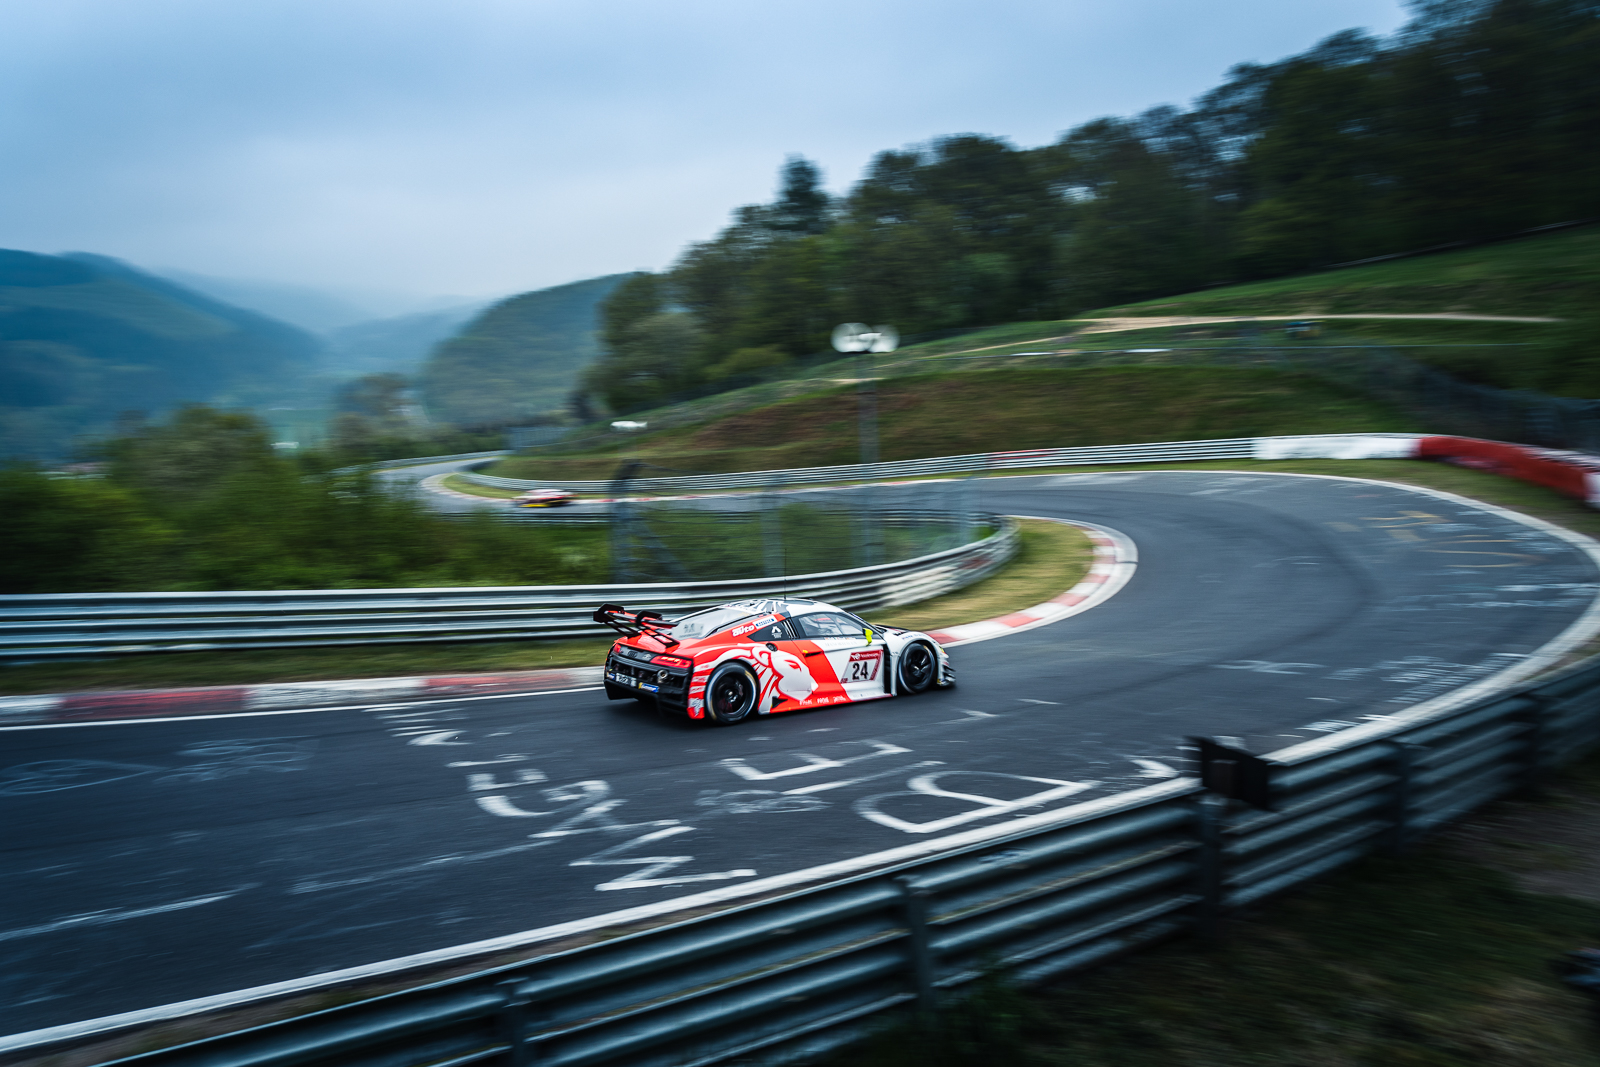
[593, 603, 679, 645]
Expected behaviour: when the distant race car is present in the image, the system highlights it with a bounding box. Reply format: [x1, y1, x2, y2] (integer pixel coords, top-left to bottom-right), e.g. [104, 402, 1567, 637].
[595, 598, 954, 724]
[512, 488, 576, 508]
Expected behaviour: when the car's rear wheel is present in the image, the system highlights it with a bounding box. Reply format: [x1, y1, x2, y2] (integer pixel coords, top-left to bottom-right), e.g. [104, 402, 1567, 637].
[706, 662, 759, 724]
[896, 642, 938, 695]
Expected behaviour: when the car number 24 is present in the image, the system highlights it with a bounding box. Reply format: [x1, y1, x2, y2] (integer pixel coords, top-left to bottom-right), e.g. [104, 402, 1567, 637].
[847, 650, 882, 681]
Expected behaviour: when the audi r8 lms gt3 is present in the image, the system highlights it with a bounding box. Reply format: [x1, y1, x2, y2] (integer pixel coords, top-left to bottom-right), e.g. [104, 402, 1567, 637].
[595, 598, 954, 724]
[512, 488, 576, 507]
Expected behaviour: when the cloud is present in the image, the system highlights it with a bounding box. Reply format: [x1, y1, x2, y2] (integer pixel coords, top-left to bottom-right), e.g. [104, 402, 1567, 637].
[0, 0, 1410, 305]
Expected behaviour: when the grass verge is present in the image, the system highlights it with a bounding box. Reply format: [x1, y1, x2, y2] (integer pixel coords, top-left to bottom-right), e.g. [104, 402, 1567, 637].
[0, 521, 1091, 695]
[439, 473, 523, 498]
[1093, 223, 1600, 320]
[823, 749, 1600, 1067]
[487, 367, 1415, 481]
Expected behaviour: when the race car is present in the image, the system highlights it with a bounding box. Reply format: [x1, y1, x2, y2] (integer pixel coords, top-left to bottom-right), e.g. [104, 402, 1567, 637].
[594, 598, 954, 724]
[512, 488, 576, 508]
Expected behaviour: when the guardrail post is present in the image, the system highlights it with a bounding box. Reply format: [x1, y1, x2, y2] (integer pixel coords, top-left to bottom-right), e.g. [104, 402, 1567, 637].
[1193, 794, 1227, 942]
[1517, 696, 1553, 799]
[1385, 741, 1422, 856]
[894, 875, 939, 1017]
[497, 978, 533, 1066]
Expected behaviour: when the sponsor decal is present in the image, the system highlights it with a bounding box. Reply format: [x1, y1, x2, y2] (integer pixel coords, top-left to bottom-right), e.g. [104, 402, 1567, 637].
[749, 646, 817, 709]
[731, 614, 779, 638]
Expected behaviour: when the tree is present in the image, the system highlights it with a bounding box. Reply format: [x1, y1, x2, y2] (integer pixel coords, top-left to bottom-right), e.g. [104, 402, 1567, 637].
[770, 155, 832, 236]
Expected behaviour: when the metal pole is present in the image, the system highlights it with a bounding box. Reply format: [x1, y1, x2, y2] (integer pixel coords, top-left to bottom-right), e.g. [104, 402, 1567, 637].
[894, 875, 939, 1017]
[857, 349, 879, 469]
[761, 471, 787, 578]
[1385, 741, 1421, 857]
[497, 978, 532, 1067]
[1194, 793, 1226, 941]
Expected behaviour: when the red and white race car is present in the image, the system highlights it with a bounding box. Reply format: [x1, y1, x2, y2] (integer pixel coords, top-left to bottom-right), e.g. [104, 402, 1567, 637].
[595, 598, 954, 724]
[512, 488, 576, 508]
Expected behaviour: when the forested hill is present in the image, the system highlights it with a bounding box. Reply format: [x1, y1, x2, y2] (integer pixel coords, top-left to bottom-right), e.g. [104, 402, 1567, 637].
[419, 273, 632, 426]
[0, 250, 322, 460]
[584, 0, 1600, 414]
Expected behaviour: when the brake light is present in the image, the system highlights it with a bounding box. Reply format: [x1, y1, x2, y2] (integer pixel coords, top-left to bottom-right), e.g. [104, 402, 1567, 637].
[651, 653, 693, 669]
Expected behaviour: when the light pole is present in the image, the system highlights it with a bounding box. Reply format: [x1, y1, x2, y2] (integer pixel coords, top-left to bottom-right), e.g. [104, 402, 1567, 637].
[832, 323, 899, 564]
[830, 323, 899, 467]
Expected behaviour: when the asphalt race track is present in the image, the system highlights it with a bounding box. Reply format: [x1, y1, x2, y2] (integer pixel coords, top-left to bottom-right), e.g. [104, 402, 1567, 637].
[5, 470, 1598, 1036]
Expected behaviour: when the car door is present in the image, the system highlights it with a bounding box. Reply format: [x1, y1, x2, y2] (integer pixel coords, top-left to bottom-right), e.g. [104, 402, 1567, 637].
[736, 617, 821, 711]
[791, 610, 890, 704]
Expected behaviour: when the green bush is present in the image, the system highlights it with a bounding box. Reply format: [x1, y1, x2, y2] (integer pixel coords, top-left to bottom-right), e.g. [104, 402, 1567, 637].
[0, 405, 608, 594]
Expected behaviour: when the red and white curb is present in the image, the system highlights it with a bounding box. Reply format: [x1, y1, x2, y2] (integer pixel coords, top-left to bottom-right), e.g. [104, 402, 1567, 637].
[927, 519, 1137, 646]
[0, 522, 1135, 728]
[0, 668, 603, 728]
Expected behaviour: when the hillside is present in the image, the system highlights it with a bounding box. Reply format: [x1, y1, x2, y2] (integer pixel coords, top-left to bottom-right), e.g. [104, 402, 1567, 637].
[1094, 224, 1600, 321]
[419, 273, 633, 426]
[0, 250, 322, 460]
[323, 304, 486, 379]
[488, 367, 1415, 481]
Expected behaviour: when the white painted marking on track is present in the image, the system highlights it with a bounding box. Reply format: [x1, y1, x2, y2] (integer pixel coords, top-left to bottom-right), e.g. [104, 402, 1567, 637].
[447, 755, 530, 767]
[780, 761, 943, 795]
[476, 795, 558, 817]
[940, 708, 997, 724]
[1130, 759, 1179, 779]
[719, 740, 910, 782]
[289, 842, 555, 894]
[855, 772, 1096, 835]
[0, 891, 246, 942]
[467, 769, 547, 791]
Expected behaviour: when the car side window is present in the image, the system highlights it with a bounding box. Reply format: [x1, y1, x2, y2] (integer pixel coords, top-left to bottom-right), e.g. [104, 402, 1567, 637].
[794, 612, 864, 639]
[745, 620, 790, 641]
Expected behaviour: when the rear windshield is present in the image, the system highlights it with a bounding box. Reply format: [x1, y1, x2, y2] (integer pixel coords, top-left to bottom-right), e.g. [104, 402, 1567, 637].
[671, 605, 757, 640]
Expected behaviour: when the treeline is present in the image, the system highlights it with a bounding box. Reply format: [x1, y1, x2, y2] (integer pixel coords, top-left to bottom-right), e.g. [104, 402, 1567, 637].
[584, 0, 1600, 413]
[0, 406, 605, 594]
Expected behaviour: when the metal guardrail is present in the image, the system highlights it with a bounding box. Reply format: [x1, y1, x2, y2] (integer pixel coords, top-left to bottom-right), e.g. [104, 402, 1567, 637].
[65, 651, 1600, 1067]
[0, 519, 1017, 659]
[336, 450, 511, 475]
[461, 438, 1266, 494]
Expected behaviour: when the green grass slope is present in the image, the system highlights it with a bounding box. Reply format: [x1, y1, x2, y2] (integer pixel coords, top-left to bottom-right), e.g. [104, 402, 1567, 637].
[491, 367, 1414, 480]
[1093, 224, 1600, 320]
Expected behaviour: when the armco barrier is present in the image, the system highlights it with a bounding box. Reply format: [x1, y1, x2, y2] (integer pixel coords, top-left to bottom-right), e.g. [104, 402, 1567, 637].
[459, 432, 1600, 511]
[32, 651, 1600, 1067]
[0, 519, 1016, 659]
[458, 437, 1272, 493]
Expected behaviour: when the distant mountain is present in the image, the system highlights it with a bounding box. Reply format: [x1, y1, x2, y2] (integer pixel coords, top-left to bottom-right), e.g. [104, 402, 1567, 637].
[420, 274, 633, 426]
[322, 304, 488, 379]
[0, 250, 322, 459]
[157, 270, 378, 333]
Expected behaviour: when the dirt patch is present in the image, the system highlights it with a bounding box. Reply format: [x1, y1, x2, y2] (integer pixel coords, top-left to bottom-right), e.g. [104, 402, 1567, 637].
[1440, 779, 1600, 904]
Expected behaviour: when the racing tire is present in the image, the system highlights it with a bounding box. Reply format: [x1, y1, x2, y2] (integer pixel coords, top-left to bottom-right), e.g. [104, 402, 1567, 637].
[896, 642, 938, 695]
[706, 662, 759, 725]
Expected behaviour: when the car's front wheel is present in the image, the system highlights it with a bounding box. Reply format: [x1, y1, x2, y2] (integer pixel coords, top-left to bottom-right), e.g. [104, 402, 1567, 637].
[706, 662, 759, 724]
[896, 642, 938, 695]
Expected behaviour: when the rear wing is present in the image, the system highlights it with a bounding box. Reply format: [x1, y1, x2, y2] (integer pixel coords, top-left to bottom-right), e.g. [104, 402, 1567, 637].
[593, 603, 679, 645]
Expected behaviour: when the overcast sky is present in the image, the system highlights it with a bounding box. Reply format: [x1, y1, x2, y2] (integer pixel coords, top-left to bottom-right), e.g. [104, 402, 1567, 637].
[1, 0, 1410, 314]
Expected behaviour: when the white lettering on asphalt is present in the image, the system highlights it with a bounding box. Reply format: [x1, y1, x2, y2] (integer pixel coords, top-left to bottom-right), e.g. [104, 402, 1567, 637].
[1215, 661, 1324, 675]
[855, 772, 1095, 835]
[467, 769, 548, 791]
[0, 891, 247, 942]
[719, 740, 910, 782]
[1130, 759, 1179, 779]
